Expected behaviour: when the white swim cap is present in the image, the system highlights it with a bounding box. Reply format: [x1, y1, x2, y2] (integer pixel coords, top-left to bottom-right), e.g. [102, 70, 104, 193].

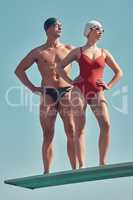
[84, 20, 103, 37]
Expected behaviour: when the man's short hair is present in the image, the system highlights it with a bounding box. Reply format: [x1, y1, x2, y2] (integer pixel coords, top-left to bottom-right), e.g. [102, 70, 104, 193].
[44, 17, 58, 32]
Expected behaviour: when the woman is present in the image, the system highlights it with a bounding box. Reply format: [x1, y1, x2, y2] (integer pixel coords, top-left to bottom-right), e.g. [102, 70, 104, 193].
[56, 20, 123, 166]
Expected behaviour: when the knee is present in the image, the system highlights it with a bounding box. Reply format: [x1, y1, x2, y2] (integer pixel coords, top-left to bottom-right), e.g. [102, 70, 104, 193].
[105, 120, 111, 130]
[75, 125, 84, 138]
[75, 117, 85, 137]
[42, 126, 55, 143]
[65, 123, 75, 140]
[100, 119, 111, 131]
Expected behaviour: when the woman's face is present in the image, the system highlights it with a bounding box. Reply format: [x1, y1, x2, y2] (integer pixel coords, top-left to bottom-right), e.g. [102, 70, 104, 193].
[88, 26, 104, 40]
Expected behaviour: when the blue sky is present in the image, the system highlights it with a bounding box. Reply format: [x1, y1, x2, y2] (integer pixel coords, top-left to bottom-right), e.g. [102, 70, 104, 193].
[0, 0, 133, 199]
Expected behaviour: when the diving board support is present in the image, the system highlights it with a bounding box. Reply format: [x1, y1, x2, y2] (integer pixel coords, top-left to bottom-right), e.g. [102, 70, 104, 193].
[4, 162, 133, 189]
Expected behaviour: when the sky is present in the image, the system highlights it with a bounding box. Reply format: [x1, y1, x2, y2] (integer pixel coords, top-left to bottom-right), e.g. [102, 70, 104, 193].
[0, 0, 133, 199]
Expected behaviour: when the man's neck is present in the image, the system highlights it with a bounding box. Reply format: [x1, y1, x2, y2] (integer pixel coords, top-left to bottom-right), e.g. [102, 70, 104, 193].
[46, 37, 61, 48]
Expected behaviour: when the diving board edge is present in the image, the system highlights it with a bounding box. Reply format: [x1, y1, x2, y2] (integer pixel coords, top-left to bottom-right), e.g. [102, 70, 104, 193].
[4, 162, 133, 189]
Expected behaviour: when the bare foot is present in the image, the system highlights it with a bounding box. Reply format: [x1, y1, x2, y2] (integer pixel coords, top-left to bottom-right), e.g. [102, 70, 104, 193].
[43, 171, 49, 175]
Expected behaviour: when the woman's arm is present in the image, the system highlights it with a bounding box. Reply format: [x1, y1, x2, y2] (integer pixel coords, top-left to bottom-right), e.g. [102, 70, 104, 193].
[104, 49, 123, 89]
[96, 49, 123, 89]
[56, 48, 78, 84]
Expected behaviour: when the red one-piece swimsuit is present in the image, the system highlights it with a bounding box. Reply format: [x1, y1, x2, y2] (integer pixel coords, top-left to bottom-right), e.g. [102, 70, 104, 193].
[74, 47, 106, 104]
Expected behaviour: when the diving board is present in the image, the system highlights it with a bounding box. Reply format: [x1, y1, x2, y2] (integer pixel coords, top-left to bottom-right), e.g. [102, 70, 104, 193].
[4, 162, 133, 189]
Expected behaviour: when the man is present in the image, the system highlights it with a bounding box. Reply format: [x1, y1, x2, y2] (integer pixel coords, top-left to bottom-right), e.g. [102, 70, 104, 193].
[15, 17, 78, 173]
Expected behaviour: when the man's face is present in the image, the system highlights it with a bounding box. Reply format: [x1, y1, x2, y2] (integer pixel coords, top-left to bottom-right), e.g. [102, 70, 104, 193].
[48, 21, 62, 37]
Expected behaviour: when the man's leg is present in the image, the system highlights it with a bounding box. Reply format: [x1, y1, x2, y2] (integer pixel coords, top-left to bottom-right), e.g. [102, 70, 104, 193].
[58, 91, 77, 169]
[71, 87, 87, 168]
[40, 94, 57, 173]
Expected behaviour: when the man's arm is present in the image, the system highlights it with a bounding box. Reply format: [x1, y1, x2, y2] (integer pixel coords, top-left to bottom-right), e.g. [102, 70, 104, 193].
[15, 49, 41, 93]
[65, 44, 75, 51]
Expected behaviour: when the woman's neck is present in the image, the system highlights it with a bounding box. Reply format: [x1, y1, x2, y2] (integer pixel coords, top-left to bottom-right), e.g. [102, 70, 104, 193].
[85, 39, 97, 49]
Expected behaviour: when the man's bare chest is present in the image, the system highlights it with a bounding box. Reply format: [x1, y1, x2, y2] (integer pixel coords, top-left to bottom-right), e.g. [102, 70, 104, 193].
[38, 48, 70, 65]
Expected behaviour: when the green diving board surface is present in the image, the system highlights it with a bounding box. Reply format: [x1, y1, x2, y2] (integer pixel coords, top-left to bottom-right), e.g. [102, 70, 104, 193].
[4, 162, 133, 189]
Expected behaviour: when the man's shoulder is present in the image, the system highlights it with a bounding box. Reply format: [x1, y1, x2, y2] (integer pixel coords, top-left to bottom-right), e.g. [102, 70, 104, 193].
[63, 44, 80, 54]
[32, 45, 45, 52]
[64, 44, 75, 50]
[29, 45, 45, 56]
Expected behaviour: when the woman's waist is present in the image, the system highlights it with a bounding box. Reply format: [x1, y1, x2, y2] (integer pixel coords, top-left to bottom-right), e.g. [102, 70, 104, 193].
[80, 73, 103, 80]
[78, 76, 103, 84]
[74, 79, 103, 91]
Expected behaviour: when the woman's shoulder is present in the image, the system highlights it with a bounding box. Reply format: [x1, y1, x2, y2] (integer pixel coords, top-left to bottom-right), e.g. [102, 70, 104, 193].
[101, 48, 111, 55]
[100, 48, 112, 59]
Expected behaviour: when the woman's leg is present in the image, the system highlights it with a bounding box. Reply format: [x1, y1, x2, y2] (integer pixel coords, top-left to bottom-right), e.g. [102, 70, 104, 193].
[90, 92, 111, 165]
